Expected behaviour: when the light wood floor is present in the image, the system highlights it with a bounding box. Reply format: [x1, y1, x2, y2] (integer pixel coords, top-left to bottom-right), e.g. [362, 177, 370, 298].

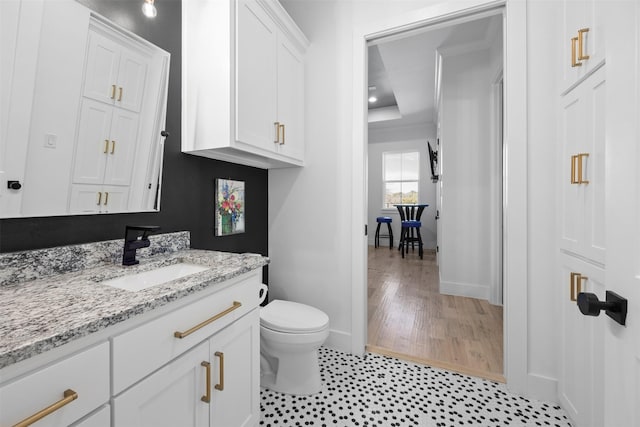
[367, 245, 505, 382]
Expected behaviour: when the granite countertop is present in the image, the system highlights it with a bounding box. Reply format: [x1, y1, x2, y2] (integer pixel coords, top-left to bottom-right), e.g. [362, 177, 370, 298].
[0, 249, 268, 369]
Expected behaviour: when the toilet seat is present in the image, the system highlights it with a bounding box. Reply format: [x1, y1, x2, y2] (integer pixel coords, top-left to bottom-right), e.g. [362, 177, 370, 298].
[260, 300, 329, 333]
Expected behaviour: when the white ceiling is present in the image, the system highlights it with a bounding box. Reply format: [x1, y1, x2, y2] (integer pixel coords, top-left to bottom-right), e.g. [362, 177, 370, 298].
[367, 14, 502, 130]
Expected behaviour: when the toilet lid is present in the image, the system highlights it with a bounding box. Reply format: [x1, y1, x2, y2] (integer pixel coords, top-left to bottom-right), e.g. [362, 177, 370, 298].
[260, 300, 329, 333]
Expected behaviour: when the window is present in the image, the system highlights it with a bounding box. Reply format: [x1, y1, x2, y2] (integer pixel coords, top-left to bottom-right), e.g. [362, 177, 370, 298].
[382, 151, 419, 209]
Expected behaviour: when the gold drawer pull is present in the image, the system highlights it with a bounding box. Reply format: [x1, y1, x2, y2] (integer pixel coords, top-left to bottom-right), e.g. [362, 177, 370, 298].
[279, 124, 285, 145]
[578, 28, 590, 61]
[274, 122, 280, 144]
[570, 272, 588, 302]
[174, 301, 242, 339]
[201, 361, 211, 403]
[214, 351, 224, 391]
[110, 84, 117, 99]
[118, 86, 123, 102]
[571, 37, 581, 67]
[12, 389, 78, 427]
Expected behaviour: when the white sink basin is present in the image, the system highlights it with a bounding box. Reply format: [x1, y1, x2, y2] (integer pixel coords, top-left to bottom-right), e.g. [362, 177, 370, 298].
[102, 263, 209, 292]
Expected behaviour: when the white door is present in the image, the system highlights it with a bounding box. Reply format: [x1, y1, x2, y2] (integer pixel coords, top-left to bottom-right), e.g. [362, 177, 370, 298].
[601, 1, 640, 425]
[236, 0, 278, 152]
[276, 34, 304, 162]
[113, 341, 209, 427]
[210, 310, 260, 427]
[72, 99, 112, 185]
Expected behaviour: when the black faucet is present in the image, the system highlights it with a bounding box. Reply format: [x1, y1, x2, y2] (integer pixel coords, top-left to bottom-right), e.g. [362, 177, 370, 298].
[122, 225, 161, 266]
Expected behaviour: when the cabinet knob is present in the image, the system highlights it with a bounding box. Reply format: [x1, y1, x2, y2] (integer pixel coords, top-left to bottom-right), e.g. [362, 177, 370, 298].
[577, 291, 627, 326]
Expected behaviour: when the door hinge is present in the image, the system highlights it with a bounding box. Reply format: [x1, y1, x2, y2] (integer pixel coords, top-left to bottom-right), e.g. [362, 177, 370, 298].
[364, 224, 368, 236]
[436, 245, 439, 252]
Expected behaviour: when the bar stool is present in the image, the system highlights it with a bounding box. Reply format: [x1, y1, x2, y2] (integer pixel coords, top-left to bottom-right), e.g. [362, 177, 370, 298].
[375, 216, 393, 249]
[400, 220, 423, 259]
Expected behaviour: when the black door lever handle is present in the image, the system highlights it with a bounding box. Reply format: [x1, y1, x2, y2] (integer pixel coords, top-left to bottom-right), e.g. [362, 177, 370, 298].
[577, 291, 627, 326]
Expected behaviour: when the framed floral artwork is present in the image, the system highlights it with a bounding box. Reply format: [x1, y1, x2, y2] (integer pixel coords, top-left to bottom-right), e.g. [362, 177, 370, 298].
[215, 178, 245, 236]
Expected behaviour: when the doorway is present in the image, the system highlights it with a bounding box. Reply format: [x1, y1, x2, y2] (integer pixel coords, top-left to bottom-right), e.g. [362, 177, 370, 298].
[351, 0, 529, 392]
[364, 13, 505, 381]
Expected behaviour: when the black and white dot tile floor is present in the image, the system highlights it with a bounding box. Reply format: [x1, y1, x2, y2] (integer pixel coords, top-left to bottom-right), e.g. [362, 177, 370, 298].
[260, 348, 572, 427]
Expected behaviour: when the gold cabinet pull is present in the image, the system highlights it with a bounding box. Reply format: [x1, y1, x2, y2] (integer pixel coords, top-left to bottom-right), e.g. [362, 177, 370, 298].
[214, 351, 224, 391]
[118, 87, 123, 102]
[104, 192, 109, 206]
[104, 139, 109, 154]
[279, 124, 285, 145]
[570, 272, 588, 301]
[111, 84, 117, 99]
[201, 361, 211, 403]
[12, 389, 78, 427]
[274, 122, 280, 144]
[570, 155, 578, 184]
[571, 37, 582, 67]
[97, 192, 102, 206]
[578, 28, 590, 60]
[111, 140, 116, 154]
[174, 301, 242, 339]
[578, 153, 589, 184]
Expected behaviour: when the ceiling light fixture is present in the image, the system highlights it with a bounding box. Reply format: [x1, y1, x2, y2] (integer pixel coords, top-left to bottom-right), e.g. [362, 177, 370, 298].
[142, 0, 157, 18]
[368, 96, 378, 103]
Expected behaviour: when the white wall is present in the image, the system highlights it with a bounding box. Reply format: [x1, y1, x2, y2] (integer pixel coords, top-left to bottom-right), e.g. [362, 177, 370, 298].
[438, 48, 495, 300]
[367, 123, 437, 249]
[272, 0, 561, 403]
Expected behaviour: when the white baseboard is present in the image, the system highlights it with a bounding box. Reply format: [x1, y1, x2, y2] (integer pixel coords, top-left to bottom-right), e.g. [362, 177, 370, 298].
[324, 329, 352, 354]
[526, 372, 559, 404]
[440, 280, 490, 300]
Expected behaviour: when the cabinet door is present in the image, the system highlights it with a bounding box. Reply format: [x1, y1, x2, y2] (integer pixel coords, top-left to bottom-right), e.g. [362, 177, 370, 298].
[73, 405, 110, 427]
[210, 309, 260, 427]
[561, 0, 605, 91]
[115, 46, 149, 113]
[103, 108, 139, 186]
[236, 0, 278, 153]
[276, 35, 304, 162]
[69, 184, 128, 213]
[72, 99, 112, 185]
[100, 185, 130, 213]
[558, 253, 604, 427]
[559, 65, 605, 264]
[113, 341, 210, 427]
[84, 30, 121, 105]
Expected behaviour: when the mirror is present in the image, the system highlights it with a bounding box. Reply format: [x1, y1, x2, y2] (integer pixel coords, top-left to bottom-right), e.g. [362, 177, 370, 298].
[0, 0, 170, 218]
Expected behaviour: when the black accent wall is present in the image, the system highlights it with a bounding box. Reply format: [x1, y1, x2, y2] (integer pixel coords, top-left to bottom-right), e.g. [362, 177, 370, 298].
[0, 0, 268, 261]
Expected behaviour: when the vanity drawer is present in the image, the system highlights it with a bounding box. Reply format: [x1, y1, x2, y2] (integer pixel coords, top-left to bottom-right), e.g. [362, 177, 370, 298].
[112, 272, 260, 394]
[0, 342, 109, 427]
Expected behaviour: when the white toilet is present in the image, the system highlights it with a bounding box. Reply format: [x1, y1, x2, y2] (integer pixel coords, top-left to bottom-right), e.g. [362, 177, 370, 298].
[258, 286, 330, 395]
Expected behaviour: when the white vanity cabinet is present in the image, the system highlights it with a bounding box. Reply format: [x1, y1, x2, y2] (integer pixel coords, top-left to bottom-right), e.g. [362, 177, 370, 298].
[182, 0, 308, 169]
[113, 310, 259, 427]
[0, 343, 110, 427]
[112, 271, 261, 427]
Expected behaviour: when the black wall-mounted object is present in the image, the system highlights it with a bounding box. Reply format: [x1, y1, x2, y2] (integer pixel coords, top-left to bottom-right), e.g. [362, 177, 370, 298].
[7, 180, 22, 190]
[577, 290, 628, 326]
[428, 141, 438, 182]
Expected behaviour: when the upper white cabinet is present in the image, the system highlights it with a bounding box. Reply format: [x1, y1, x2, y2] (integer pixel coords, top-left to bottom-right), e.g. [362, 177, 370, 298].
[69, 18, 168, 214]
[83, 29, 148, 113]
[182, 0, 309, 169]
[561, 0, 605, 92]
